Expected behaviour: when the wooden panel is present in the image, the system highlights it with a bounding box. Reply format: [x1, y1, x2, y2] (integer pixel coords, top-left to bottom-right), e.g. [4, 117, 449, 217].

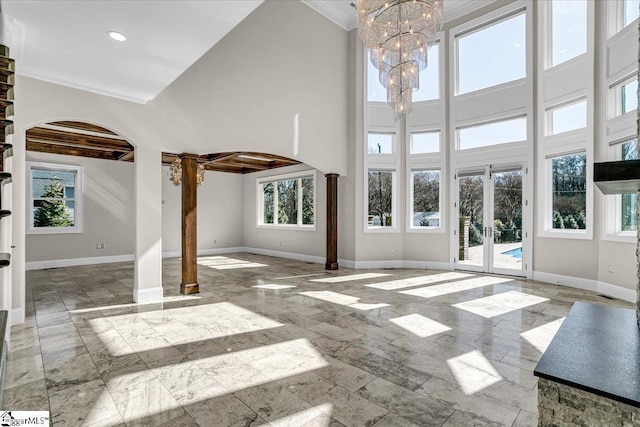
[325, 173, 339, 270]
[27, 141, 124, 161]
[49, 121, 118, 136]
[181, 154, 199, 295]
[162, 151, 301, 174]
[27, 127, 132, 151]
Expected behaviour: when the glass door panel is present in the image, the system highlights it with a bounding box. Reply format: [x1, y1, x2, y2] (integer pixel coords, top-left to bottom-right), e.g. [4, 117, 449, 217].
[458, 173, 485, 269]
[492, 170, 523, 273]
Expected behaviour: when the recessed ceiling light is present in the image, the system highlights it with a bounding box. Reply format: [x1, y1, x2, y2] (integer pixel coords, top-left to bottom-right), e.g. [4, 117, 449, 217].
[108, 31, 126, 42]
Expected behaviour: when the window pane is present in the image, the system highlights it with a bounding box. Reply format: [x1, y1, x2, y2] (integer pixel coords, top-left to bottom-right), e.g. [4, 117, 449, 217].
[549, 100, 587, 135]
[622, 139, 638, 160]
[277, 180, 298, 225]
[33, 197, 74, 228]
[621, 139, 638, 232]
[411, 132, 440, 154]
[368, 133, 394, 154]
[458, 117, 527, 150]
[368, 170, 393, 227]
[414, 44, 439, 102]
[32, 169, 75, 198]
[551, 0, 587, 67]
[301, 177, 314, 225]
[622, 79, 638, 114]
[367, 56, 386, 102]
[457, 13, 526, 94]
[624, 0, 640, 27]
[551, 153, 587, 230]
[263, 182, 274, 224]
[412, 170, 440, 227]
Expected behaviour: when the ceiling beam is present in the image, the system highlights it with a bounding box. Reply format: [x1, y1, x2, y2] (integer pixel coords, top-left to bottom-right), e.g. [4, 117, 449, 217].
[27, 127, 133, 151]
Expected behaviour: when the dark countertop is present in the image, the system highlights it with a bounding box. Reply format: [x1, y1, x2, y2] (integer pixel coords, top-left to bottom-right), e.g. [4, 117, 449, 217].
[534, 302, 640, 407]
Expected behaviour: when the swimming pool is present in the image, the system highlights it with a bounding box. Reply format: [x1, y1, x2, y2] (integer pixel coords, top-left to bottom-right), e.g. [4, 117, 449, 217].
[502, 247, 522, 259]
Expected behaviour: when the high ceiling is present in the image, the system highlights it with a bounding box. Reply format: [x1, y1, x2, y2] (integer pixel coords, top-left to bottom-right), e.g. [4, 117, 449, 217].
[1, 1, 495, 105]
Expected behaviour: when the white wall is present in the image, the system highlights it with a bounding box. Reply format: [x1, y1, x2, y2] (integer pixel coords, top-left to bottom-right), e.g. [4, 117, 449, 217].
[162, 166, 244, 255]
[25, 152, 135, 264]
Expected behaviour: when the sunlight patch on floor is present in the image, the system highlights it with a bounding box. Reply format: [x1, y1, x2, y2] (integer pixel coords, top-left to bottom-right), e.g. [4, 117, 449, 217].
[447, 350, 503, 395]
[390, 313, 451, 338]
[299, 290, 389, 310]
[520, 317, 565, 352]
[310, 273, 391, 283]
[89, 302, 283, 357]
[264, 403, 333, 427]
[253, 284, 297, 290]
[452, 290, 549, 318]
[366, 272, 474, 290]
[399, 276, 514, 299]
[197, 256, 268, 270]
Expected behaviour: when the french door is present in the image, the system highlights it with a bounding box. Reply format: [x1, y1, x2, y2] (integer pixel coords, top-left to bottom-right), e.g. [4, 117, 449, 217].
[455, 165, 525, 276]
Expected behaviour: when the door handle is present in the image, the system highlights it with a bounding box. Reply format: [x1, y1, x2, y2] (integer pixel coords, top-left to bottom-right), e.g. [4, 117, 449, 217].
[484, 227, 487, 237]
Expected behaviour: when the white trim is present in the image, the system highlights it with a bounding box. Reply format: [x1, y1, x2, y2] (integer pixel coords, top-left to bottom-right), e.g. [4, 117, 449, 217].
[299, 0, 356, 31]
[532, 270, 597, 292]
[161, 247, 247, 259]
[26, 254, 135, 271]
[242, 247, 325, 265]
[11, 308, 24, 326]
[596, 280, 637, 303]
[133, 286, 163, 304]
[532, 270, 637, 303]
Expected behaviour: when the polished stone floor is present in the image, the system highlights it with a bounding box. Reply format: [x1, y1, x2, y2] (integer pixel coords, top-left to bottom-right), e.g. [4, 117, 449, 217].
[4, 253, 633, 426]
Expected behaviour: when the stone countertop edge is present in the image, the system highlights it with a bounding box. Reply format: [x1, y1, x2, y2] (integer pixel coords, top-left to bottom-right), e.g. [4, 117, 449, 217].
[533, 301, 640, 408]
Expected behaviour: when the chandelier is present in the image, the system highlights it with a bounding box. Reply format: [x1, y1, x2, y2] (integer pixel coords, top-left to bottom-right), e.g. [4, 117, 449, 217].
[168, 158, 205, 186]
[357, 0, 443, 120]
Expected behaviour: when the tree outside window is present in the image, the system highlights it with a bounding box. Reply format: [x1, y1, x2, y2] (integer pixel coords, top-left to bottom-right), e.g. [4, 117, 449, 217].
[551, 153, 587, 230]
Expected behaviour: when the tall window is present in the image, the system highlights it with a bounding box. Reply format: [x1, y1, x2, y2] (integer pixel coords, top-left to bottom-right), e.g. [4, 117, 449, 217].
[411, 170, 440, 228]
[368, 170, 394, 227]
[457, 12, 526, 94]
[621, 140, 638, 232]
[27, 162, 82, 234]
[550, 0, 587, 67]
[259, 173, 314, 227]
[550, 153, 587, 230]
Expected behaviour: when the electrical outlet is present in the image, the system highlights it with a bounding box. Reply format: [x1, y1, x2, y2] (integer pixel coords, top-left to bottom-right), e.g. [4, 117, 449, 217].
[279, 241, 283, 246]
[96, 243, 100, 249]
[390, 248, 395, 253]
[608, 265, 614, 273]
[101, 243, 105, 249]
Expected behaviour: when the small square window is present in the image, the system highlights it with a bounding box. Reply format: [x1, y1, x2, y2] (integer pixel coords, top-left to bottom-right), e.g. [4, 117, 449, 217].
[411, 132, 440, 154]
[621, 79, 638, 115]
[458, 117, 527, 150]
[548, 100, 587, 135]
[624, 0, 640, 27]
[368, 133, 394, 154]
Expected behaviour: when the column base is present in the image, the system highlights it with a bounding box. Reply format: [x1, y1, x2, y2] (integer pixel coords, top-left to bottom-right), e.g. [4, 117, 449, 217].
[325, 262, 339, 271]
[180, 282, 200, 295]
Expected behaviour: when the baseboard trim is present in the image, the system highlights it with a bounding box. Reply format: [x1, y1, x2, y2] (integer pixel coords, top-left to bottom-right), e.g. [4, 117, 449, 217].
[596, 281, 637, 304]
[11, 307, 24, 326]
[26, 254, 135, 271]
[133, 286, 163, 304]
[162, 247, 246, 259]
[532, 270, 637, 303]
[242, 247, 325, 264]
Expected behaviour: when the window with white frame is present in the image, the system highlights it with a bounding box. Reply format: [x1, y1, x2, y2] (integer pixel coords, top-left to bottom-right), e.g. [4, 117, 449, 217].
[550, 0, 587, 68]
[368, 132, 394, 154]
[258, 173, 314, 227]
[367, 170, 395, 227]
[549, 152, 587, 231]
[410, 170, 441, 229]
[456, 12, 526, 95]
[411, 131, 440, 154]
[621, 139, 638, 232]
[605, 138, 638, 236]
[547, 99, 587, 135]
[457, 116, 527, 150]
[27, 162, 82, 234]
[619, 78, 638, 116]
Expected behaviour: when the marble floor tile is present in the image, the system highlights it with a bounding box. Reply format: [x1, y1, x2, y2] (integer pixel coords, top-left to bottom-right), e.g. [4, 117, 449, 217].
[9, 254, 633, 426]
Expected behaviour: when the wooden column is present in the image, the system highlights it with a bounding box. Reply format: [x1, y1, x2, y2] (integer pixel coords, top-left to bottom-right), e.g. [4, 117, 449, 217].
[325, 173, 339, 270]
[181, 154, 199, 294]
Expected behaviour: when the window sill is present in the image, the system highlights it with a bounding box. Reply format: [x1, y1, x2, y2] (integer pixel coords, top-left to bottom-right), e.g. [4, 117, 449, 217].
[406, 227, 446, 234]
[256, 224, 317, 232]
[538, 229, 592, 240]
[601, 232, 637, 244]
[27, 227, 82, 235]
[365, 226, 400, 234]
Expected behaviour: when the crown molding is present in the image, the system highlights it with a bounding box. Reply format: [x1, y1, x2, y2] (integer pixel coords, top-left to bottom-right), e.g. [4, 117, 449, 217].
[301, 0, 357, 31]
